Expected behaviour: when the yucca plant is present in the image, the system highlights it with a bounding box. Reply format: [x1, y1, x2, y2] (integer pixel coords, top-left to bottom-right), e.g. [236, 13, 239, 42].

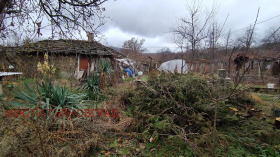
[99, 60, 114, 90]
[11, 82, 39, 106]
[37, 80, 86, 108]
[82, 74, 105, 101]
[100, 60, 114, 74]
[82, 74, 100, 92]
[10, 79, 86, 114]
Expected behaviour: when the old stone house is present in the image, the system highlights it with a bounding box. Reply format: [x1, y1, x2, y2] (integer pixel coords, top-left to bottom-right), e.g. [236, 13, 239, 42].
[1, 39, 118, 79]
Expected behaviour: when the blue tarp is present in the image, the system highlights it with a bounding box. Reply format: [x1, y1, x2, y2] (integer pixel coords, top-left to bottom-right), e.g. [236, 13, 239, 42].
[124, 67, 133, 77]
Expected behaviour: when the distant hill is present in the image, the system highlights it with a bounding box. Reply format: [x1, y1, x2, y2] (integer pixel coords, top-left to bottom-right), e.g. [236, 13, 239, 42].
[109, 46, 121, 52]
[111, 41, 280, 63]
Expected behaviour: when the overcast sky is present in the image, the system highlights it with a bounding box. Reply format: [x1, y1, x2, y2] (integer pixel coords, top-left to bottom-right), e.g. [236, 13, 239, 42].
[98, 0, 280, 53]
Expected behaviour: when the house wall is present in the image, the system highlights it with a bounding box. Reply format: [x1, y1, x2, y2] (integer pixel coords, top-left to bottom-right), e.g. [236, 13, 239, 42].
[17, 53, 113, 79]
[17, 53, 44, 77]
[17, 53, 77, 78]
[53, 54, 112, 79]
[51, 54, 76, 72]
[51, 54, 77, 78]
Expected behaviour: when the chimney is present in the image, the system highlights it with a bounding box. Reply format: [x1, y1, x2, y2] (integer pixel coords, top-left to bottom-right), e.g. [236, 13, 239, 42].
[87, 32, 93, 42]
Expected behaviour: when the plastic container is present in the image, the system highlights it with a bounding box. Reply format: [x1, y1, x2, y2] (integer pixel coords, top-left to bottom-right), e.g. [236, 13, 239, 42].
[267, 83, 274, 89]
[138, 71, 143, 76]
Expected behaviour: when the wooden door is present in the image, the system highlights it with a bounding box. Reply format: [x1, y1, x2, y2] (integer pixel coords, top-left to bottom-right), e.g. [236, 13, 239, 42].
[79, 57, 89, 71]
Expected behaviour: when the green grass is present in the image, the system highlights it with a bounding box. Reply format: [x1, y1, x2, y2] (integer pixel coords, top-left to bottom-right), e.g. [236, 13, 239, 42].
[123, 77, 134, 82]
[215, 93, 280, 157]
[257, 94, 279, 102]
[139, 75, 149, 82]
[255, 93, 280, 109]
[94, 136, 197, 157]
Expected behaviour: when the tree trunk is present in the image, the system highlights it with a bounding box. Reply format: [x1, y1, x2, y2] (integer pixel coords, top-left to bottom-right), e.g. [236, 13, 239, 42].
[181, 59, 184, 74]
[0, 0, 9, 15]
[212, 102, 219, 157]
[0, 0, 9, 31]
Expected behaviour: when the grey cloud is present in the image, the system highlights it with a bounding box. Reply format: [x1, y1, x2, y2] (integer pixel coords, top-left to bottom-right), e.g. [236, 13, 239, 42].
[99, 0, 280, 52]
[102, 0, 185, 37]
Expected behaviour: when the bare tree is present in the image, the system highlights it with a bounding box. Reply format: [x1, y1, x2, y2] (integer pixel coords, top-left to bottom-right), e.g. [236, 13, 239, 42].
[0, 0, 108, 42]
[261, 27, 280, 50]
[158, 47, 171, 53]
[225, 30, 232, 54]
[0, 0, 110, 68]
[224, 30, 234, 77]
[232, 8, 260, 85]
[121, 37, 146, 54]
[157, 47, 172, 62]
[171, 0, 215, 71]
[208, 15, 228, 60]
[208, 9, 261, 157]
[234, 7, 259, 53]
[205, 15, 228, 75]
[262, 27, 280, 84]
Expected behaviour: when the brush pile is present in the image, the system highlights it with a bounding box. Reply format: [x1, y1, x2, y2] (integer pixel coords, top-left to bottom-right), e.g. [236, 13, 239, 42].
[123, 73, 254, 141]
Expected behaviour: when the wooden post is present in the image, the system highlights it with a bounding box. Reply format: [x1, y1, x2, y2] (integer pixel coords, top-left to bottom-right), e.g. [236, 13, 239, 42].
[75, 53, 80, 73]
[200, 63, 203, 74]
[258, 61, 261, 80]
[0, 77, 3, 95]
[211, 63, 214, 73]
[217, 69, 226, 78]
